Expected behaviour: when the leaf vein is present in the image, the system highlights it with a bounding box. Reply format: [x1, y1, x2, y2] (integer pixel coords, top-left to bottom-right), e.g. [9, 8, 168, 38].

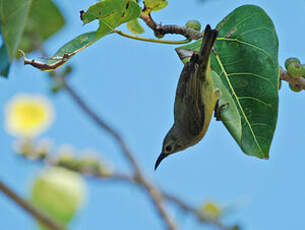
[238, 26, 273, 37]
[214, 53, 264, 156]
[217, 37, 272, 60]
[228, 72, 272, 84]
[238, 96, 272, 108]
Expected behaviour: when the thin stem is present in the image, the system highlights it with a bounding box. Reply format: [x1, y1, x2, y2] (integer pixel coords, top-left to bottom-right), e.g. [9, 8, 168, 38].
[62, 80, 142, 174]
[61, 79, 178, 230]
[113, 30, 191, 45]
[164, 193, 229, 230]
[0, 179, 66, 230]
[20, 152, 229, 230]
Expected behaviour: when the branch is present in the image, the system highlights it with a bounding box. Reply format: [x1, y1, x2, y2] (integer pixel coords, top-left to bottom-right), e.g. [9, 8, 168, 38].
[0, 179, 66, 230]
[19, 145, 229, 230]
[280, 67, 305, 90]
[164, 193, 229, 230]
[140, 13, 202, 40]
[60, 78, 178, 230]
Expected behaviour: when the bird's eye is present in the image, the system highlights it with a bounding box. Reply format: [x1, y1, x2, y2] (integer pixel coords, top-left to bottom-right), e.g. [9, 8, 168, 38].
[165, 145, 172, 152]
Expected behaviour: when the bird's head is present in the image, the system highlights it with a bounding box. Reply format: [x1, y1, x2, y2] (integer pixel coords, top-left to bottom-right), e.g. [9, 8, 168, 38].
[154, 126, 189, 170]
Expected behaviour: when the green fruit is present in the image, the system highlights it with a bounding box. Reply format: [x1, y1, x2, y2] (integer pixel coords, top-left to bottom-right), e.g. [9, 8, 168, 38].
[285, 57, 300, 69]
[302, 64, 305, 77]
[287, 63, 304, 78]
[185, 20, 201, 31]
[289, 83, 302, 92]
[31, 167, 86, 227]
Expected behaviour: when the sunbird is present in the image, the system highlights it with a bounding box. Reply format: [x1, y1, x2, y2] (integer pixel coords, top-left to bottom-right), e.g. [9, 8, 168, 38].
[155, 24, 220, 170]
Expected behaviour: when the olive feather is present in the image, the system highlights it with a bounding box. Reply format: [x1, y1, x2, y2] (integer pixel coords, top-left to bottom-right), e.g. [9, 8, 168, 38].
[155, 25, 220, 170]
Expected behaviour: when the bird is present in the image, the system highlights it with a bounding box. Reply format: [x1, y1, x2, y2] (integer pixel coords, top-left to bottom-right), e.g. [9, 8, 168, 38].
[155, 24, 220, 170]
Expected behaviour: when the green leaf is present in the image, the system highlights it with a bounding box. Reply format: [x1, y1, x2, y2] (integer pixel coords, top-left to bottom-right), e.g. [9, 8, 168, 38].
[176, 5, 279, 158]
[143, 0, 168, 14]
[0, 19, 10, 78]
[26, 0, 141, 71]
[0, 0, 31, 60]
[21, 32, 96, 71]
[212, 71, 242, 143]
[127, 19, 144, 34]
[47, 32, 97, 65]
[0, 0, 64, 76]
[81, 0, 141, 39]
[18, 0, 65, 54]
[0, 44, 10, 77]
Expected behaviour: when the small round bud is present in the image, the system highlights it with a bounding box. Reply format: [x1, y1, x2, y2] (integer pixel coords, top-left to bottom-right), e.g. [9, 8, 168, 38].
[198, 201, 221, 220]
[80, 156, 111, 176]
[154, 31, 164, 39]
[285, 57, 300, 70]
[185, 20, 201, 31]
[64, 65, 72, 74]
[287, 63, 304, 78]
[289, 83, 302, 92]
[230, 225, 241, 230]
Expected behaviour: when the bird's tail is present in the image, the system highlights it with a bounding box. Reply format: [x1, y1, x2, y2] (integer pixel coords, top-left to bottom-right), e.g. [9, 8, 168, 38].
[198, 24, 218, 74]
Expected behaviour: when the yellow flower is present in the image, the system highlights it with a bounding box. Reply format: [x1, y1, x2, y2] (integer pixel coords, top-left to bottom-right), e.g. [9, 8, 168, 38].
[5, 94, 54, 137]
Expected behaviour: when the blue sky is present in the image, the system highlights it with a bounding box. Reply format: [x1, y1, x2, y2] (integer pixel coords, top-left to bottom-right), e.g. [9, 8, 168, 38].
[1, 0, 305, 229]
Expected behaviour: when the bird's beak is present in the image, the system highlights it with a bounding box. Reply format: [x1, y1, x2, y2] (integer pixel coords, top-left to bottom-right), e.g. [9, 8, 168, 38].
[154, 153, 167, 170]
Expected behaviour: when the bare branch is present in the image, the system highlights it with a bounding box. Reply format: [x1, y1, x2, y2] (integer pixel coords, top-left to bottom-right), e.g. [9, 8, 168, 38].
[0, 179, 66, 230]
[19, 148, 229, 230]
[164, 193, 229, 230]
[60, 78, 178, 230]
[140, 13, 202, 40]
[19, 50, 72, 72]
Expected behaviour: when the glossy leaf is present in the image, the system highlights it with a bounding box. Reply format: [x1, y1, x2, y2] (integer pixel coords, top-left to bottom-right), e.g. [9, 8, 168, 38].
[25, 0, 142, 71]
[81, 0, 141, 39]
[176, 5, 279, 158]
[0, 0, 64, 76]
[18, 0, 65, 54]
[143, 0, 168, 14]
[0, 0, 31, 61]
[47, 32, 97, 65]
[0, 44, 10, 77]
[0, 21, 10, 77]
[127, 19, 144, 34]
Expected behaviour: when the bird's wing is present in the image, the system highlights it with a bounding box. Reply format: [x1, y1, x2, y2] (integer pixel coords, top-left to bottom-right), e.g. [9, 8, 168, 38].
[174, 61, 204, 136]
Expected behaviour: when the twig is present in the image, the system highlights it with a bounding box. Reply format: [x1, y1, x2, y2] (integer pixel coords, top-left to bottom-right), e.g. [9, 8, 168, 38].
[20, 152, 229, 230]
[61, 80, 142, 174]
[113, 30, 191, 44]
[19, 50, 72, 72]
[60, 78, 178, 230]
[0, 179, 66, 230]
[280, 67, 305, 90]
[140, 13, 202, 40]
[164, 193, 229, 230]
